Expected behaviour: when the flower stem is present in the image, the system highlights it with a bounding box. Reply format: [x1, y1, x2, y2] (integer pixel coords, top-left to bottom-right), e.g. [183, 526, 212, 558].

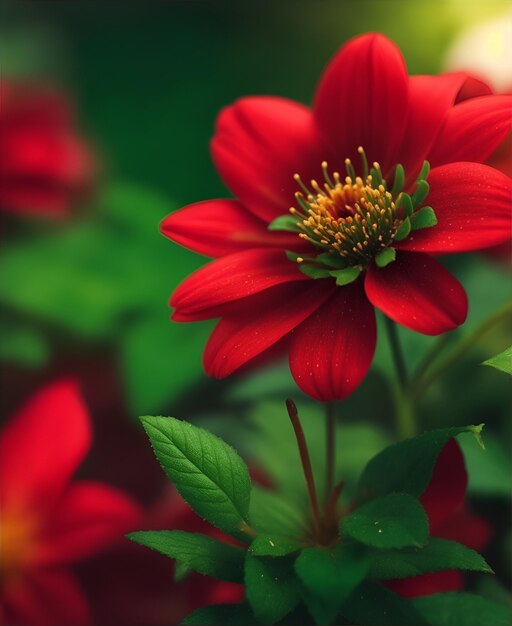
[384, 316, 417, 439]
[286, 399, 322, 536]
[325, 401, 336, 501]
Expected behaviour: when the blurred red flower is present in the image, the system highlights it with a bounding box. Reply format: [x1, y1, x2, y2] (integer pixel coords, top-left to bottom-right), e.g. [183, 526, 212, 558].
[162, 33, 512, 402]
[386, 439, 490, 597]
[0, 81, 93, 217]
[0, 381, 141, 626]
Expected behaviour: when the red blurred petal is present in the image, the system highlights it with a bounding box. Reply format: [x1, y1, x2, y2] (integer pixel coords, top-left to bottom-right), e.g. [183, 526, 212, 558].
[435, 504, 491, 552]
[365, 251, 468, 335]
[398, 163, 512, 254]
[455, 75, 493, 102]
[0, 380, 91, 511]
[203, 281, 333, 378]
[289, 281, 376, 401]
[35, 481, 141, 566]
[211, 96, 326, 223]
[386, 571, 463, 599]
[2, 568, 91, 626]
[427, 95, 512, 167]
[160, 199, 300, 258]
[314, 33, 409, 174]
[397, 73, 469, 181]
[420, 440, 467, 531]
[170, 249, 308, 321]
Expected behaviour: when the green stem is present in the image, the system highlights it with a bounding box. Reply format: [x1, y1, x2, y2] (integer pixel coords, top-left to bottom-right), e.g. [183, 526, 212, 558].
[412, 333, 453, 385]
[384, 316, 417, 439]
[286, 399, 322, 537]
[325, 401, 336, 501]
[413, 301, 512, 399]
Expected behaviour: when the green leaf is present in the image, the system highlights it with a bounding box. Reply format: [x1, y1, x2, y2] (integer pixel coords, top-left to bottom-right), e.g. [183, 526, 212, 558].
[298, 264, 331, 279]
[245, 555, 301, 624]
[249, 486, 307, 538]
[375, 247, 396, 268]
[329, 266, 361, 286]
[357, 425, 484, 502]
[295, 543, 370, 625]
[341, 581, 428, 625]
[391, 164, 405, 196]
[394, 218, 412, 241]
[411, 205, 438, 230]
[268, 214, 300, 232]
[397, 193, 414, 217]
[249, 534, 301, 557]
[341, 492, 428, 549]
[416, 160, 431, 182]
[315, 252, 348, 268]
[411, 180, 430, 207]
[174, 560, 191, 582]
[412, 592, 512, 626]
[127, 530, 245, 582]
[459, 431, 512, 498]
[0, 316, 49, 367]
[181, 604, 258, 626]
[369, 538, 493, 579]
[483, 345, 512, 376]
[140, 416, 251, 536]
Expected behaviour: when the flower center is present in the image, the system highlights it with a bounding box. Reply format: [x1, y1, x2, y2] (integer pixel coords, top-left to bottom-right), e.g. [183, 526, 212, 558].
[292, 150, 400, 266]
[269, 147, 437, 285]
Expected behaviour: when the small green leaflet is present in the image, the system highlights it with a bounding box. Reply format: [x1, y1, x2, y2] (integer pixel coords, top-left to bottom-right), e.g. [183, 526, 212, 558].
[412, 592, 512, 626]
[330, 266, 361, 285]
[268, 215, 300, 232]
[483, 345, 512, 376]
[341, 492, 429, 549]
[298, 264, 332, 279]
[245, 555, 301, 624]
[395, 217, 411, 241]
[295, 543, 370, 625]
[249, 534, 301, 557]
[411, 180, 430, 207]
[375, 248, 396, 268]
[127, 530, 245, 582]
[368, 538, 493, 579]
[140, 416, 251, 536]
[357, 425, 485, 503]
[410, 206, 438, 230]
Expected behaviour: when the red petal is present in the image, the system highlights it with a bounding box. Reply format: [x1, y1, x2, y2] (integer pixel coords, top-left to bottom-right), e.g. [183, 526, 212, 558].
[420, 439, 467, 531]
[289, 282, 376, 401]
[203, 281, 333, 378]
[435, 504, 491, 552]
[398, 163, 512, 254]
[314, 33, 409, 174]
[386, 571, 463, 599]
[2, 569, 91, 626]
[455, 75, 493, 102]
[211, 97, 326, 223]
[160, 199, 299, 258]
[171, 249, 307, 322]
[35, 481, 140, 566]
[0, 380, 91, 511]
[365, 252, 468, 335]
[397, 73, 469, 182]
[427, 95, 512, 167]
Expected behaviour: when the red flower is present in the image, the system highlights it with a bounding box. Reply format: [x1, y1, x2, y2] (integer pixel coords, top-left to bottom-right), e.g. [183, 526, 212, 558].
[386, 439, 490, 598]
[0, 381, 141, 626]
[0, 81, 93, 217]
[162, 33, 512, 402]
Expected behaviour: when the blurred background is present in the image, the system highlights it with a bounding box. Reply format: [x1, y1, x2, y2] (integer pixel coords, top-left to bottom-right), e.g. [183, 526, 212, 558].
[1, 1, 511, 625]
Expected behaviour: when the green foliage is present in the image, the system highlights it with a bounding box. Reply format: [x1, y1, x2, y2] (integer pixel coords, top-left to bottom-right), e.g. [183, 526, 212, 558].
[410, 206, 438, 230]
[357, 425, 484, 502]
[268, 215, 300, 232]
[368, 538, 493, 579]
[0, 316, 48, 366]
[375, 247, 396, 268]
[459, 431, 511, 498]
[245, 556, 301, 624]
[140, 416, 251, 536]
[330, 266, 361, 285]
[295, 544, 370, 625]
[249, 535, 301, 557]
[341, 492, 429, 549]
[483, 345, 512, 376]
[412, 592, 512, 626]
[127, 530, 245, 582]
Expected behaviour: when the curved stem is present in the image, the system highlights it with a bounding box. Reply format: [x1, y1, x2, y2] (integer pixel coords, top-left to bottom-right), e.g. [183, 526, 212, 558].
[413, 301, 512, 400]
[412, 333, 453, 384]
[325, 401, 336, 501]
[286, 399, 322, 536]
[384, 316, 417, 439]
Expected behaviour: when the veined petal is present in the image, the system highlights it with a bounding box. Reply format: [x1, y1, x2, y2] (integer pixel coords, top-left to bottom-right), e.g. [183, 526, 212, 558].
[289, 282, 376, 401]
[211, 97, 326, 223]
[314, 33, 409, 174]
[397, 163, 512, 254]
[35, 482, 141, 566]
[0, 380, 91, 510]
[170, 249, 308, 321]
[160, 199, 299, 258]
[204, 281, 333, 378]
[365, 252, 468, 335]
[427, 95, 512, 167]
